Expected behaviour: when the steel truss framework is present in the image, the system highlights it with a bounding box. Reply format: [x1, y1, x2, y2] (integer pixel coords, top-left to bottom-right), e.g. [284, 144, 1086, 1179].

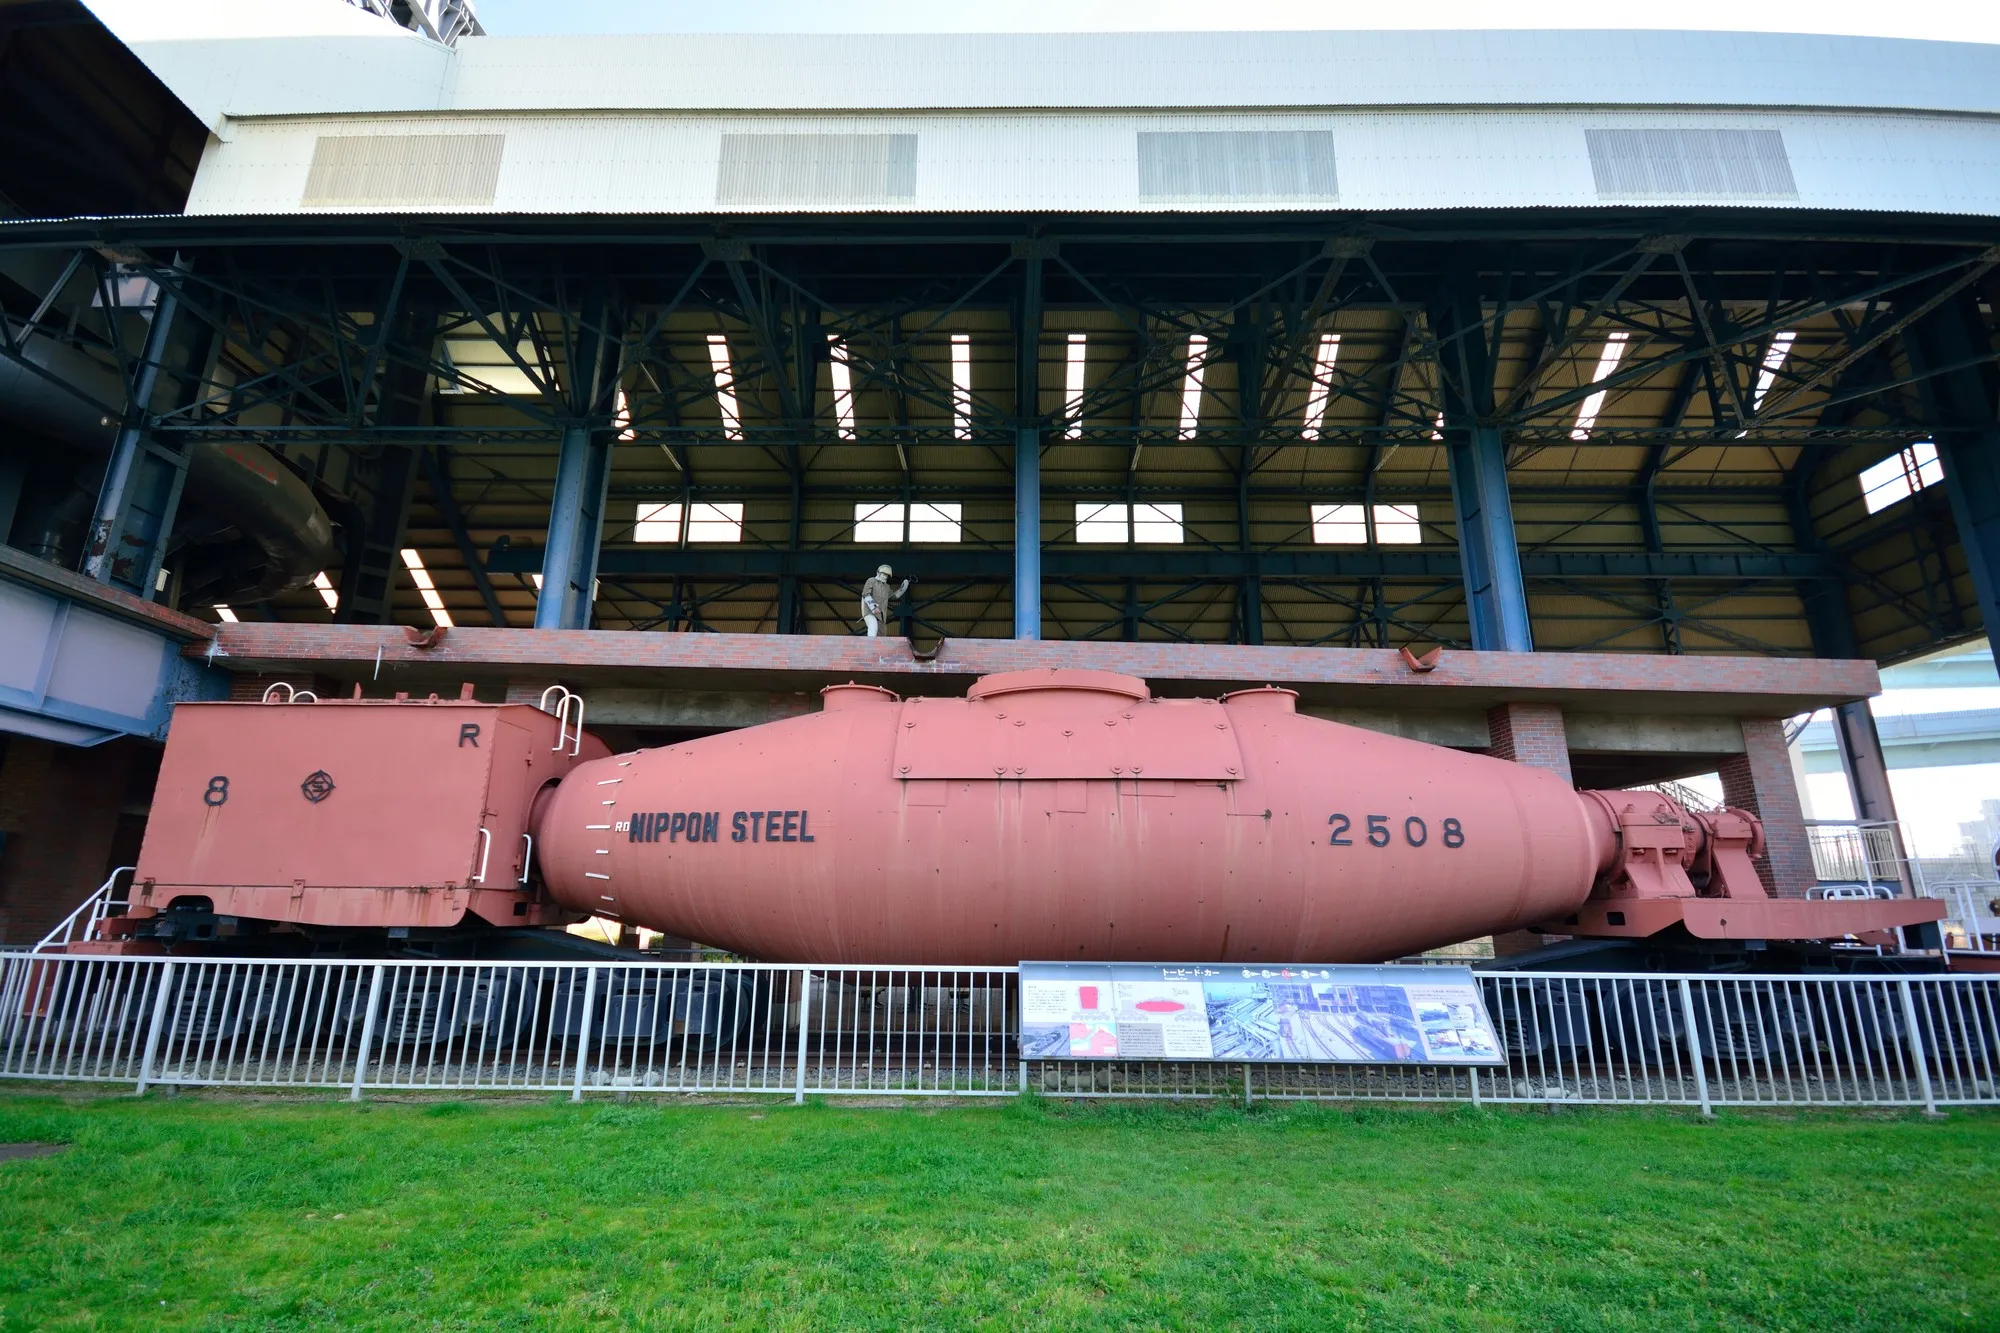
[1, 210, 1995, 658]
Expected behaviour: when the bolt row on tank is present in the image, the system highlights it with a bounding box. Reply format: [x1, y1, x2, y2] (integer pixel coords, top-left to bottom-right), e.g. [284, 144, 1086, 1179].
[91, 670, 1941, 964]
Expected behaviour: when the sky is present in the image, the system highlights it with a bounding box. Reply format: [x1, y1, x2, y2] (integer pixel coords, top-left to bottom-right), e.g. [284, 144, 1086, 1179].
[469, 0, 2000, 43]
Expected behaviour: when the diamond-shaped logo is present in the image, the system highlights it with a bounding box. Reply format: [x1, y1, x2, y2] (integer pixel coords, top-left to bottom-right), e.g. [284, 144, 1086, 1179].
[300, 770, 336, 803]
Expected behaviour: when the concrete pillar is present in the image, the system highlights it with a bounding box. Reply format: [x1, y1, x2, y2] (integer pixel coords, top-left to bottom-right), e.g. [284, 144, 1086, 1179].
[1485, 702, 1571, 953]
[1719, 718, 1817, 899]
[1429, 269, 1532, 652]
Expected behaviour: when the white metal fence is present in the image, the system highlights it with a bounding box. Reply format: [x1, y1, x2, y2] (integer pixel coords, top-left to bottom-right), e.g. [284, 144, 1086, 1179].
[1, 953, 1994, 1112]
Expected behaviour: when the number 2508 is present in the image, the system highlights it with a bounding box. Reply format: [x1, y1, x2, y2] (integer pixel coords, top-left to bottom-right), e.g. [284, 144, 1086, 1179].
[1328, 813, 1465, 848]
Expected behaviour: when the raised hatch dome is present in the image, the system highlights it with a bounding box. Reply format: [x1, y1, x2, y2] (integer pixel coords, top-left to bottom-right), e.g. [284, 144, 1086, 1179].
[965, 669, 1150, 702]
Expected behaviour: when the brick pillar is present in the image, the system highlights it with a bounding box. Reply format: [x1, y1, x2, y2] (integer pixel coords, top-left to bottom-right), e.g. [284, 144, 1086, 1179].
[1485, 702, 1573, 785]
[1719, 717, 1816, 899]
[1485, 702, 1573, 954]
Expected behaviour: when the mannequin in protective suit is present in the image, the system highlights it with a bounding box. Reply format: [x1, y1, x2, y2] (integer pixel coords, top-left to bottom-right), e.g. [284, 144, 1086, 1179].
[859, 564, 909, 637]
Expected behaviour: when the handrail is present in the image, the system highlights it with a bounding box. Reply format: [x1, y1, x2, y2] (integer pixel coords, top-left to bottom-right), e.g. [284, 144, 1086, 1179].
[519, 833, 534, 885]
[473, 827, 491, 885]
[32, 865, 135, 952]
[537, 686, 584, 755]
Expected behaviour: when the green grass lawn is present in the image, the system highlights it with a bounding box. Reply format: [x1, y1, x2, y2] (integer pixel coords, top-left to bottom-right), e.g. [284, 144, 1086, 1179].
[0, 1092, 1992, 1331]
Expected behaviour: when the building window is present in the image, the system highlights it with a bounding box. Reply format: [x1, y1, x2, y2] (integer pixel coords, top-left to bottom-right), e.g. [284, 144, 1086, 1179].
[1301, 333, 1340, 440]
[438, 334, 550, 396]
[633, 501, 744, 543]
[855, 502, 962, 543]
[1859, 441, 1944, 515]
[1178, 335, 1208, 440]
[1311, 503, 1421, 545]
[1076, 502, 1184, 544]
[951, 333, 973, 440]
[828, 337, 857, 440]
[707, 334, 743, 440]
[1751, 330, 1796, 413]
[1569, 332, 1629, 440]
[1064, 333, 1087, 440]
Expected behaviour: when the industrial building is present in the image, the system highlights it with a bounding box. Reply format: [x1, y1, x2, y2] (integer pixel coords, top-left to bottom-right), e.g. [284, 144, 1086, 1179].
[2, 0, 1997, 946]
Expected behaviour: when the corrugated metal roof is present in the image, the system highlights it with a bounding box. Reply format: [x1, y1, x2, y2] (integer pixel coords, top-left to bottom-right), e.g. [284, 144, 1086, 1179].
[185, 107, 2000, 217]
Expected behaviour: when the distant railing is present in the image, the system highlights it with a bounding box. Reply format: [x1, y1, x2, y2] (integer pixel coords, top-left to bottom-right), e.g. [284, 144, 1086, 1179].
[1807, 820, 1909, 890]
[0, 955, 1992, 1112]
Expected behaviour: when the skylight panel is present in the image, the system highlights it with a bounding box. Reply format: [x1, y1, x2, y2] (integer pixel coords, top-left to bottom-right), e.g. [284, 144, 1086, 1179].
[213, 604, 238, 623]
[1178, 335, 1208, 440]
[1569, 331, 1629, 441]
[1064, 333, 1087, 440]
[828, 337, 857, 441]
[707, 334, 743, 440]
[1859, 441, 1945, 515]
[951, 333, 973, 440]
[1301, 333, 1340, 441]
[399, 548, 454, 629]
[635, 502, 683, 543]
[312, 571, 339, 611]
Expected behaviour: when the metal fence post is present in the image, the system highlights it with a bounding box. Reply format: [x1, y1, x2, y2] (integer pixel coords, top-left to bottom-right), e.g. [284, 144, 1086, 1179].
[134, 961, 176, 1095]
[1677, 978, 1712, 1118]
[348, 964, 385, 1103]
[1897, 978, 1941, 1117]
[1243, 1062, 1253, 1108]
[1469, 1066, 1481, 1107]
[569, 965, 598, 1103]
[793, 969, 812, 1105]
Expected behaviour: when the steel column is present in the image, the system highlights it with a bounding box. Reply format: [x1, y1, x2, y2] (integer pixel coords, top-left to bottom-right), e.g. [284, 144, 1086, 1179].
[1903, 293, 2000, 663]
[83, 261, 194, 599]
[1430, 271, 1532, 652]
[536, 295, 621, 631]
[1014, 245, 1046, 640]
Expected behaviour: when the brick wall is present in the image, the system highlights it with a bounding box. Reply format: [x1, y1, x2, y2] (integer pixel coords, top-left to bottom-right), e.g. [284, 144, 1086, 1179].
[0, 736, 154, 944]
[1719, 718, 1816, 899]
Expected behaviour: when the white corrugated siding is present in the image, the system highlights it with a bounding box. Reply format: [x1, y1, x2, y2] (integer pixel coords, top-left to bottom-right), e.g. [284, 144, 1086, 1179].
[109, 27, 2000, 126]
[185, 108, 2000, 218]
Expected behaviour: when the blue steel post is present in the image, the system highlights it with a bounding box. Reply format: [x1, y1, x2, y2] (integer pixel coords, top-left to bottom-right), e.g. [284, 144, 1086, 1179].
[535, 296, 620, 631]
[1429, 271, 1533, 652]
[1013, 244, 1047, 640]
[84, 260, 193, 599]
[1904, 292, 2000, 664]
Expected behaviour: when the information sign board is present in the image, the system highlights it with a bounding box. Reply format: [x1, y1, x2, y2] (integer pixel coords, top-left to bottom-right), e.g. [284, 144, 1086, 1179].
[1018, 962, 1504, 1065]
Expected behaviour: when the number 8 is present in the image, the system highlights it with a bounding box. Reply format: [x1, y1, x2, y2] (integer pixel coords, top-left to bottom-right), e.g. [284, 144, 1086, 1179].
[1442, 817, 1465, 848]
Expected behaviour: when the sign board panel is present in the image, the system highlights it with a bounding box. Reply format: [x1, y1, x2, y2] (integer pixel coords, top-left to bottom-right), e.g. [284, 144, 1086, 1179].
[1018, 962, 1504, 1065]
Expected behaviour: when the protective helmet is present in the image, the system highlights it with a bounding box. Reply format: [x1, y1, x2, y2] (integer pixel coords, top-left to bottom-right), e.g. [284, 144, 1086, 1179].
[876, 564, 893, 577]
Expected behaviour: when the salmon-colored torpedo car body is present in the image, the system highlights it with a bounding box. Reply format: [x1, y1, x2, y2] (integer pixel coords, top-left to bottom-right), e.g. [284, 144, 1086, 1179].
[532, 668, 1860, 965]
[126, 670, 1943, 962]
